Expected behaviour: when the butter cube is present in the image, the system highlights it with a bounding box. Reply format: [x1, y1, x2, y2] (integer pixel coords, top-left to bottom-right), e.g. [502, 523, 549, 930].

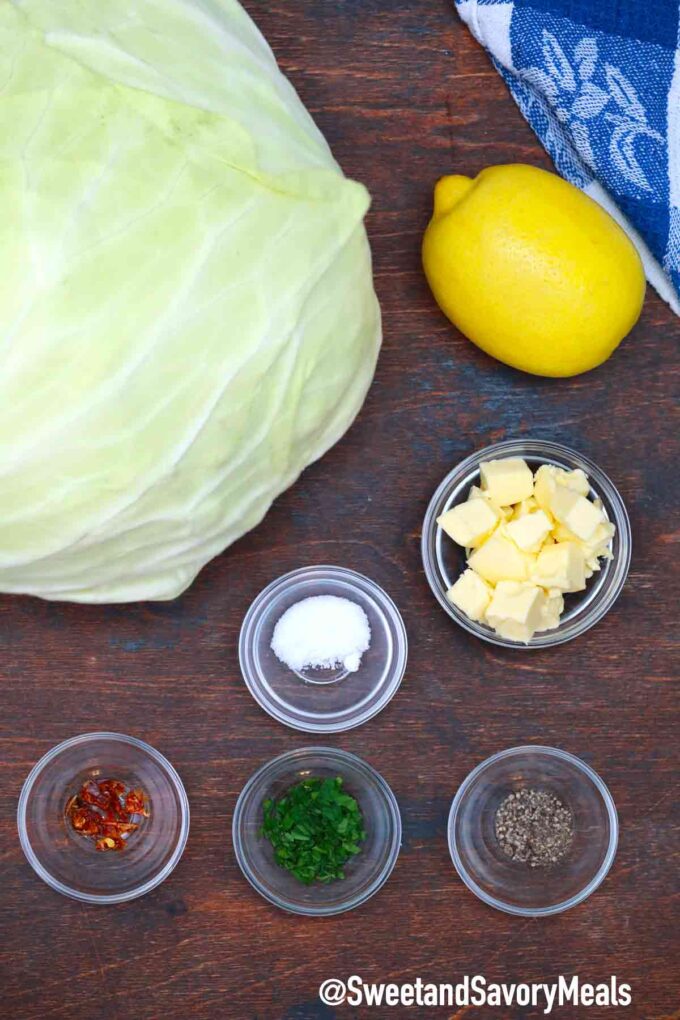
[468, 530, 532, 584]
[511, 496, 539, 520]
[533, 464, 558, 513]
[539, 592, 564, 632]
[535, 464, 590, 504]
[532, 541, 586, 593]
[486, 581, 547, 643]
[468, 485, 512, 520]
[549, 486, 604, 541]
[447, 569, 492, 622]
[581, 520, 616, 570]
[551, 521, 578, 543]
[505, 510, 553, 553]
[479, 458, 534, 506]
[535, 464, 603, 541]
[437, 498, 500, 548]
[551, 516, 613, 576]
[557, 468, 590, 496]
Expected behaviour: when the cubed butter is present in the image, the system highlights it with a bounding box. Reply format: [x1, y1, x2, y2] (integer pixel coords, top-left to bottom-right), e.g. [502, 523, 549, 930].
[532, 541, 586, 593]
[505, 510, 553, 552]
[437, 498, 500, 548]
[556, 468, 590, 495]
[580, 520, 615, 569]
[486, 581, 547, 643]
[539, 592, 564, 632]
[551, 521, 578, 543]
[533, 464, 558, 513]
[447, 569, 492, 622]
[468, 485, 512, 520]
[511, 496, 539, 520]
[548, 486, 605, 541]
[535, 464, 590, 505]
[551, 517, 612, 576]
[468, 530, 532, 584]
[438, 458, 615, 639]
[479, 458, 534, 506]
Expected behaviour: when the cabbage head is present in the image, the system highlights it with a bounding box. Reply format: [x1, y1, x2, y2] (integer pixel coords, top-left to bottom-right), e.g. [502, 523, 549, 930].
[0, 0, 380, 602]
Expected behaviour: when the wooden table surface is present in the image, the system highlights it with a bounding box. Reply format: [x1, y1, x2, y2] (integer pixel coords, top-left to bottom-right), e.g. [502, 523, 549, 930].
[1, 2, 678, 1018]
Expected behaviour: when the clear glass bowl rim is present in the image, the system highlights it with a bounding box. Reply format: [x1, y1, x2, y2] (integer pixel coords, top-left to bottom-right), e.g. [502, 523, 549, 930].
[17, 731, 190, 905]
[447, 744, 619, 917]
[232, 746, 402, 916]
[238, 565, 408, 733]
[421, 438, 632, 648]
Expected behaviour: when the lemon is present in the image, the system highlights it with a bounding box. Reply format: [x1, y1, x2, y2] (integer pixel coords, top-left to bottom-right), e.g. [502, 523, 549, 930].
[422, 164, 646, 377]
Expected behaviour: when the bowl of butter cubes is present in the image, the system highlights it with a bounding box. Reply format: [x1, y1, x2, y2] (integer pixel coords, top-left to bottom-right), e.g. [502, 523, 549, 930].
[421, 440, 631, 648]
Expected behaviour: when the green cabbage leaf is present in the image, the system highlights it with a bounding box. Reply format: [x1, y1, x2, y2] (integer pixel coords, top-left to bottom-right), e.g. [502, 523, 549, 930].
[0, 0, 380, 602]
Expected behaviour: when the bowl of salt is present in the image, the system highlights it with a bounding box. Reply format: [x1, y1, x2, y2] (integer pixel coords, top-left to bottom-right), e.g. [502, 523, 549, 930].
[238, 566, 408, 733]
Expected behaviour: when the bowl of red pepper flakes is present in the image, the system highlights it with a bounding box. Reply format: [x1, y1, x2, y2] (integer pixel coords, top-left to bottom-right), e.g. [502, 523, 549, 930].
[66, 777, 151, 853]
[18, 733, 189, 904]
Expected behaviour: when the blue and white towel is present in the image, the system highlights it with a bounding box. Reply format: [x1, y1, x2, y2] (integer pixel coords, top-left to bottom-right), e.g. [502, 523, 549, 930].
[455, 0, 680, 313]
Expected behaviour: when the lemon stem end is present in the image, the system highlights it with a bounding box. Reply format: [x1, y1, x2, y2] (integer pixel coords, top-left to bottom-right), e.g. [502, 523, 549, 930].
[433, 175, 474, 217]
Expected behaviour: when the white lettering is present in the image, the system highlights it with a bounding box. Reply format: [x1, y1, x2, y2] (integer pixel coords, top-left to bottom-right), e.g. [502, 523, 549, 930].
[595, 983, 611, 1006]
[516, 984, 530, 1007]
[327, 972, 631, 1010]
[400, 986, 414, 1006]
[487, 984, 501, 1006]
[499, 983, 515, 1006]
[560, 975, 579, 1004]
[581, 983, 595, 1006]
[543, 982, 557, 1015]
[423, 985, 438, 1007]
[438, 983, 455, 1007]
[456, 974, 469, 1007]
[346, 975, 363, 1007]
[470, 975, 486, 1006]
[362, 983, 385, 1006]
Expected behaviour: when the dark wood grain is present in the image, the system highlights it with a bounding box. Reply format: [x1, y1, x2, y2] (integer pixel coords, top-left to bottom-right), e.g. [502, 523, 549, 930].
[1, 2, 678, 1018]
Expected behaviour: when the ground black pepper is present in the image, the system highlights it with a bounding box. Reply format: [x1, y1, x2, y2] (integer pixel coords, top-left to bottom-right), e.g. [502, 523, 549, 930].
[495, 788, 574, 868]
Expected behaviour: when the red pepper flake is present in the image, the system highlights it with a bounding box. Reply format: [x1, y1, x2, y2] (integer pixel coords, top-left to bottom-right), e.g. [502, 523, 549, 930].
[66, 778, 149, 851]
[95, 835, 126, 852]
[124, 788, 150, 818]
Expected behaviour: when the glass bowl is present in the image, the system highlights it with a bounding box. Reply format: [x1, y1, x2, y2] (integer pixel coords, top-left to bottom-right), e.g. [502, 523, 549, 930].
[448, 746, 618, 916]
[239, 566, 408, 732]
[421, 439, 631, 648]
[18, 732, 190, 904]
[232, 747, 401, 915]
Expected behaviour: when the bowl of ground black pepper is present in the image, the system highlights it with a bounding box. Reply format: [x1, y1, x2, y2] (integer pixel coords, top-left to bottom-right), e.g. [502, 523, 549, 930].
[448, 746, 618, 917]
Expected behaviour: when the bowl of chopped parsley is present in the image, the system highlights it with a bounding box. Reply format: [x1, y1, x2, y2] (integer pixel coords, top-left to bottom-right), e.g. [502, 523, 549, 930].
[232, 747, 401, 915]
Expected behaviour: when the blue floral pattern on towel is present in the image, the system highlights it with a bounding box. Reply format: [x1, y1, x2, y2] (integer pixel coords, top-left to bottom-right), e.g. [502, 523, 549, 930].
[455, 0, 680, 311]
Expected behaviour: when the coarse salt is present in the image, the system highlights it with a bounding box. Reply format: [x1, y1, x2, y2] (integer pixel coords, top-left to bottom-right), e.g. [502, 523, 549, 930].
[271, 595, 371, 674]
